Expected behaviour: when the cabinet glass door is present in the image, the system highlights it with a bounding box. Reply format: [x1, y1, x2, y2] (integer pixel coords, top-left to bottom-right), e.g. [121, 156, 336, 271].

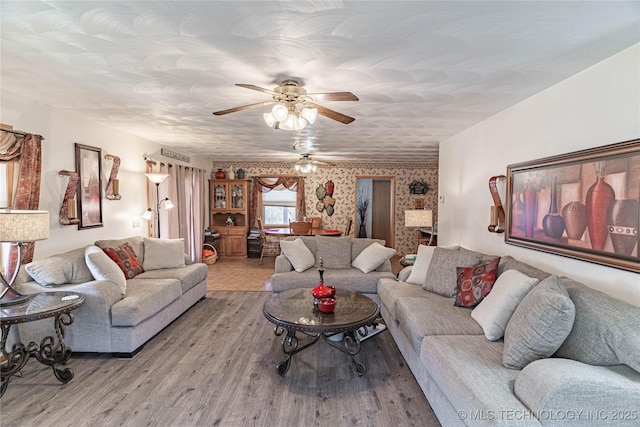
[231, 184, 244, 209]
[214, 184, 226, 209]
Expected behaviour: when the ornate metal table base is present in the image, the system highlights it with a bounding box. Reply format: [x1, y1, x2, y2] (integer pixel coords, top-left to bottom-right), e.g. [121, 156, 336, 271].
[273, 324, 371, 377]
[1, 312, 75, 398]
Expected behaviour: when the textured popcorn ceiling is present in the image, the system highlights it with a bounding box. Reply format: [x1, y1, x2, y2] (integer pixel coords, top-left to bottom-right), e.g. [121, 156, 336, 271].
[1, 1, 638, 163]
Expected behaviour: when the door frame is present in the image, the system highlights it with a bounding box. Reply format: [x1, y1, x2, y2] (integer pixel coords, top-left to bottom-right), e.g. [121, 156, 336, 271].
[355, 175, 395, 248]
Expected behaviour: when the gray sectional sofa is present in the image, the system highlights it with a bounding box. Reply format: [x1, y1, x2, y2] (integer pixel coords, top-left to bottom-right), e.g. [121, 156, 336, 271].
[271, 235, 397, 304]
[379, 245, 640, 426]
[15, 236, 207, 356]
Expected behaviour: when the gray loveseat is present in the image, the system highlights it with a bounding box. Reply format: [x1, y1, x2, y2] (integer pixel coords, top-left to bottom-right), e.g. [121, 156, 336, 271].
[15, 236, 207, 356]
[271, 236, 396, 304]
[379, 246, 640, 426]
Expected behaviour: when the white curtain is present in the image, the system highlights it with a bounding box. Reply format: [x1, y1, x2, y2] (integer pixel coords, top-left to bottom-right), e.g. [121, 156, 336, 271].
[149, 163, 206, 262]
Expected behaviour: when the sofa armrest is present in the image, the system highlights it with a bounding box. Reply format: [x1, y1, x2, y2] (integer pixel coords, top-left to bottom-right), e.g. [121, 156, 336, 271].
[275, 255, 293, 273]
[15, 280, 123, 352]
[515, 358, 640, 420]
[398, 266, 413, 282]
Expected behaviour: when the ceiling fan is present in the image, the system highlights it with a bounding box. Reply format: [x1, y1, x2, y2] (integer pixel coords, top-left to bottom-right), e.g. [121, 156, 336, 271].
[294, 154, 336, 174]
[213, 80, 358, 130]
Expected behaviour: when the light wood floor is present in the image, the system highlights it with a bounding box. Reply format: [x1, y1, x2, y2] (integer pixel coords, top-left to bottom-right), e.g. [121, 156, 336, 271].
[2, 291, 440, 427]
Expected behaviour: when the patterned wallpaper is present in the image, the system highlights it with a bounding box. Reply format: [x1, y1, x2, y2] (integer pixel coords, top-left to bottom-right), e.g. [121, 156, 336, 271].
[211, 162, 438, 255]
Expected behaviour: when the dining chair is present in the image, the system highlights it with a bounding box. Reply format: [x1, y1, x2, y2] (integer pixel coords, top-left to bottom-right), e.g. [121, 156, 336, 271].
[344, 217, 353, 237]
[309, 216, 322, 230]
[289, 220, 312, 235]
[257, 217, 281, 264]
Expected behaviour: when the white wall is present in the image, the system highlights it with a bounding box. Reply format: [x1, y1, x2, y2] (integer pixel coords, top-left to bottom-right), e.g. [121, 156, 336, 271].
[1, 90, 211, 259]
[439, 44, 640, 305]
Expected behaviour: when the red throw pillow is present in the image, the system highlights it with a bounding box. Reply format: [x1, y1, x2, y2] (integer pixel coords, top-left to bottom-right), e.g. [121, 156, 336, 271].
[454, 257, 501, 307]
[102, 243, 144, 279]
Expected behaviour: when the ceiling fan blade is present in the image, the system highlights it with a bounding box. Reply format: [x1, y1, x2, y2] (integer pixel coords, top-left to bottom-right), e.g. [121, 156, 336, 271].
[315, 104, 356, 124]
[213, 101, 273, 116]
[236, 84, 278, 95]
[307, 91, 359, 102]
[314, 159, 337, 167]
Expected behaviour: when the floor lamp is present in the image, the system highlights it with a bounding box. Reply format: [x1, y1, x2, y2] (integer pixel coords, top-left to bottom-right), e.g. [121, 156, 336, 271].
[404, 209, 434, 253]
[0, 210, 49, 306]
[143, 173, 174, 238]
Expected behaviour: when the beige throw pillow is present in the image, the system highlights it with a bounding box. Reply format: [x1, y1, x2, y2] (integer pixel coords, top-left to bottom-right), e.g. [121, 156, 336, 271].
[142, 238, 186, 271]
[280, 238, 316, 272]
[422, 247, 482, 297]
[85, 245, 127, 296]
[351, 242, 396, 273]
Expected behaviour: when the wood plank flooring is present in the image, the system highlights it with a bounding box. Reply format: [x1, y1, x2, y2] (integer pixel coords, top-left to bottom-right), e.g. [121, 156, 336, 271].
[2, 257, 438, 426]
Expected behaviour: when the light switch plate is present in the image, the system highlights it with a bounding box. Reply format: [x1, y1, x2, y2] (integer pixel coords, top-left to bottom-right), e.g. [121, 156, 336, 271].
[439, 195, 445, 203]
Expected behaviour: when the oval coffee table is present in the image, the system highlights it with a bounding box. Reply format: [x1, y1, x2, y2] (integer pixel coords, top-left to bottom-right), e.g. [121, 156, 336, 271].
[263, 288, 379, 376]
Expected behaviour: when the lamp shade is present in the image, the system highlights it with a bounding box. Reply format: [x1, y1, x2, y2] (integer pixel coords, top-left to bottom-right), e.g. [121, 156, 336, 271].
[145, 173, 169, 184]
[0, 210, 50, 242]
[404, 209, 433, 228]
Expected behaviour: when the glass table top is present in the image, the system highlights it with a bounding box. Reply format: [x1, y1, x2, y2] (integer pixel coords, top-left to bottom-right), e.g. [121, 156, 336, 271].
[1, 292, 85, 324]
[263, 288, 378, 332]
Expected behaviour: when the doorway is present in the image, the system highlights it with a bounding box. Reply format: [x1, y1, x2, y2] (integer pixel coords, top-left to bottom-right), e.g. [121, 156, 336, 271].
[355, 176, 395, 247]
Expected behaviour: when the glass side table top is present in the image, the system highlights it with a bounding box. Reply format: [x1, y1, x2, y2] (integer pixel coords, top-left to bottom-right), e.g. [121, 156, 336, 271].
[0, 292, 85, 324]
[263, 288, 378, 333]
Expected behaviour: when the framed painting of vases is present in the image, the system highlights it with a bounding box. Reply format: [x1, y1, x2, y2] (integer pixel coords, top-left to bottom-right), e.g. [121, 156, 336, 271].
[505, 138, 640, 273]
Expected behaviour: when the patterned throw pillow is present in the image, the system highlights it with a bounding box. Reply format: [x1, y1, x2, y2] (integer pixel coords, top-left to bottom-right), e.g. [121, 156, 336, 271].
[102, 242, 144, 279]
[454, 257, 501, 307]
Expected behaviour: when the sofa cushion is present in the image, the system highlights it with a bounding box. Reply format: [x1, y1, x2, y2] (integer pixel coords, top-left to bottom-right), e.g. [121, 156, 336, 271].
[85, 245, 127, 296]
[25, 247, 94, 286]
[515, 358, 640, 421]
[454, 256, 500, 307]
[136, 263, 207, 294]
[378, 279, 428, 321]
[471, 269, 540, 340]
[142, 237, 186, 270]
[102, 243, 145, 279]
[279, 238, 316, 272]
[420, 335, 534, 423]
[555, 277, 640, 373]
[271, 268, 395, 294]
[95, 236, 145, 263]
[406, 245, 438, 286]
[395, 295, 484, 353]
[503, 275, 575, 369]
[498, 255, 551, 281]
[111, 278, 182, 327]
[423, 247, 482, 297]
[315, 236, 352, 269]
[351, 242, 396, 273]
[351, 238, 386, 261]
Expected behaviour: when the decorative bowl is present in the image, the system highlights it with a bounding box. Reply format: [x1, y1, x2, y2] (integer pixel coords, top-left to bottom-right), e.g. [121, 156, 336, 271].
[317, 297, 336, 313]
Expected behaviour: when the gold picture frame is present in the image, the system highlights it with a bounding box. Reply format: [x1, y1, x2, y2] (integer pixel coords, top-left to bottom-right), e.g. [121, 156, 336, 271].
[505, 138, 639, 272]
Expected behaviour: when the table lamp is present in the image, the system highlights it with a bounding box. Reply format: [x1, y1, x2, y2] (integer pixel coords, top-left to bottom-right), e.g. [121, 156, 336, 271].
[404, 209, 434, 251]
[0, 209, 50, 305]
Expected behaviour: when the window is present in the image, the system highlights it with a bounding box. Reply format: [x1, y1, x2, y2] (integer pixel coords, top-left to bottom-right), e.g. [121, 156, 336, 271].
[262, 187, 297, 227]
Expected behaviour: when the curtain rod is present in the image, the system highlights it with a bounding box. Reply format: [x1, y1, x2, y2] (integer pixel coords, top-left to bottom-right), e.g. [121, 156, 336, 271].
[0, 128, 45, 140]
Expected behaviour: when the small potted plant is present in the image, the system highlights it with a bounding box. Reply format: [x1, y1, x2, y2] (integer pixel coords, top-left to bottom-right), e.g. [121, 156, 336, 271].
[409, 180, 429, 194]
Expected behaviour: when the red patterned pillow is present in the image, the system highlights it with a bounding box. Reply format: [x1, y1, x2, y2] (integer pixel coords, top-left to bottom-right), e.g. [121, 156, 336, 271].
[454, 257, 501, 307]
[102, 243, 144, 279]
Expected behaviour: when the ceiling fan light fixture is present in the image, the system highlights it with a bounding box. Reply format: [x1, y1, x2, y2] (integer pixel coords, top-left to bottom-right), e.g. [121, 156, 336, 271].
[263, 112, 277, 127]
[300, 105, 317, 124]
[272, 103, 288, 121]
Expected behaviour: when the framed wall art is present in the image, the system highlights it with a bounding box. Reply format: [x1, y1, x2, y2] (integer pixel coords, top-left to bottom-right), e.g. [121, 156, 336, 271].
[505, 138, 639, 272]
[75, 143, 103, 229]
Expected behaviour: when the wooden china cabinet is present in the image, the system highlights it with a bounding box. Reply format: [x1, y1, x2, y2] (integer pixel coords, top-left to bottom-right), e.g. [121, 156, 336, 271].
[209, 179, 249, 257]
